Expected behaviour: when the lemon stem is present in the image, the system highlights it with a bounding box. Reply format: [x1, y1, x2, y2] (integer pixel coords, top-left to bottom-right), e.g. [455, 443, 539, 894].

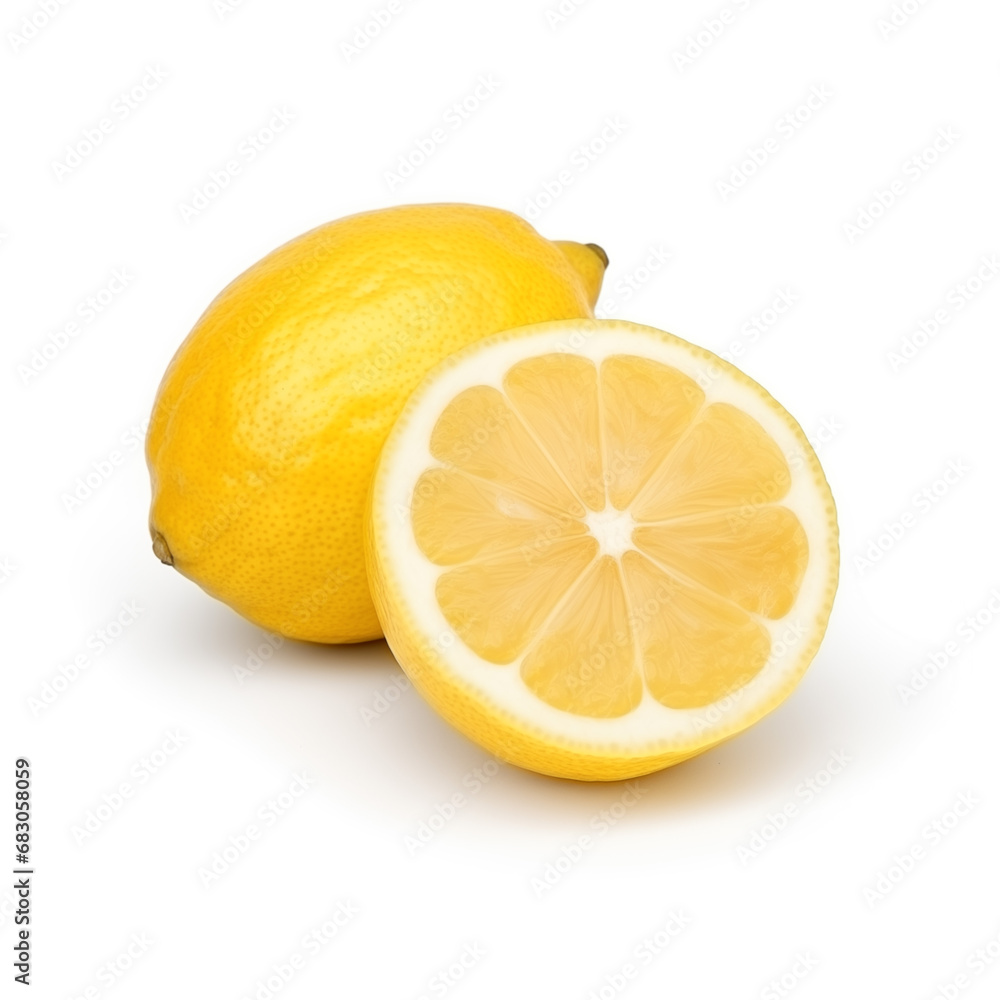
[585, 243, 609, 269]
[152, 531, 174, 566]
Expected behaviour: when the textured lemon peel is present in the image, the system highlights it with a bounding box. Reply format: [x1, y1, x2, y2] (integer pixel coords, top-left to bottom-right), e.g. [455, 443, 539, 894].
[145, 205, 605, 643]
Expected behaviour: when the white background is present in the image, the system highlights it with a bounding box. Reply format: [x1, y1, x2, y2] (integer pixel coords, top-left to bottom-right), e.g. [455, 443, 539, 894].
[2, 0, 1000, 996]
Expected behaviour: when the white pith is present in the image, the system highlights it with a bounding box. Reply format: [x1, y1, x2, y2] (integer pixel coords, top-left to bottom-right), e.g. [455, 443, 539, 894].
[372, 321, 837, 753]
[584, 508, 637, 558]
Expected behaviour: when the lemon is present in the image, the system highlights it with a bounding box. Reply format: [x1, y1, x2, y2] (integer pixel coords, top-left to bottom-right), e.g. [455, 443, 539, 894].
[365, 319, 839, 780]
[146, 204, 607, 642]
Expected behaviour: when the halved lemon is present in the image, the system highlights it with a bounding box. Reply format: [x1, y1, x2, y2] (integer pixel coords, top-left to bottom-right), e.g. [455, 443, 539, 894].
[365, 319, 838, 780]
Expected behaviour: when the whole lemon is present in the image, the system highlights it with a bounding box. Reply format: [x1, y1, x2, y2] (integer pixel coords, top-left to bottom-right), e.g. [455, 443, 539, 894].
[146, 203, 608, 642]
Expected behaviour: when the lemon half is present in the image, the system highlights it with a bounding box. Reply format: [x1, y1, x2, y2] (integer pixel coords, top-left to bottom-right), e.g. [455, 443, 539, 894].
[366, 319, 839, 780]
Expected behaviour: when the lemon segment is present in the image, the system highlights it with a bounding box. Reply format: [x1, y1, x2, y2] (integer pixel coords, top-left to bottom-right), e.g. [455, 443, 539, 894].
[435, 537, 598, 664]
[411, 468, 588, 565]
[620, 551, 772, 710]
[632, 506, 809, 619]
[599, 355, 705, 510]
[366, 319, 839, 780]
[631, 403, 791, 521]
[429, 386, 584, 518]
[503, 354, 606, 512]
[521, 556, 641, 718]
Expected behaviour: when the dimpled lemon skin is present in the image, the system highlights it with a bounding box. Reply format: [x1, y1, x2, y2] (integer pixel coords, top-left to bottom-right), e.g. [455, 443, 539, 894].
[146, 203, 606, 643]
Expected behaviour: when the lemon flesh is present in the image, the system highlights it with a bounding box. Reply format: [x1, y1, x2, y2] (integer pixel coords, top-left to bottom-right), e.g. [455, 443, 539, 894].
[145, 204, 606, 642]
[366, 320, 838, 780]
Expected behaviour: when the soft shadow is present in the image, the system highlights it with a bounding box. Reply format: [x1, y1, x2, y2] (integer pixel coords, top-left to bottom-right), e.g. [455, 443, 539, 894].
[165, 595, 892, 832]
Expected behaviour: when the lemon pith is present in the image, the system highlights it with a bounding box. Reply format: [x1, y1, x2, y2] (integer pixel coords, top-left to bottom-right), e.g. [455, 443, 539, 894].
[366, 320, 839, 780]
[145, 204, 607, 642]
